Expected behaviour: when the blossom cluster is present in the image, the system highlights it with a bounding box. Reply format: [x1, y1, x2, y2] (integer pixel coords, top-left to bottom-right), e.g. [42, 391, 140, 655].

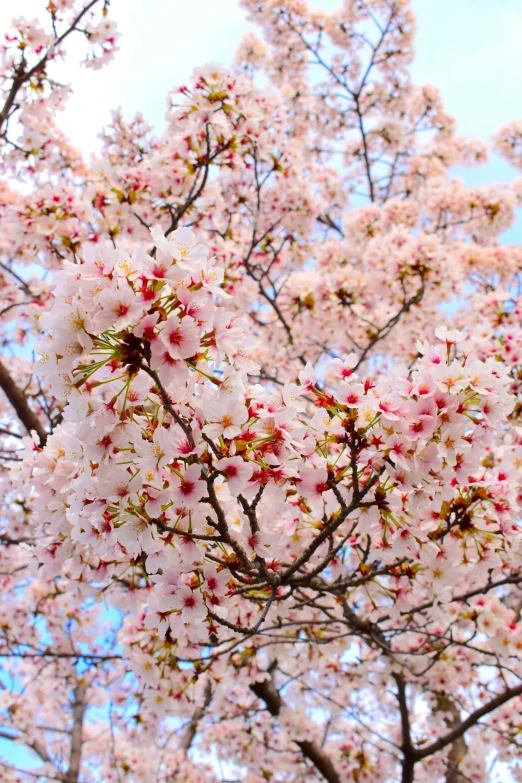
[3, 0, 522, 779]
[12, 228, 516, 706]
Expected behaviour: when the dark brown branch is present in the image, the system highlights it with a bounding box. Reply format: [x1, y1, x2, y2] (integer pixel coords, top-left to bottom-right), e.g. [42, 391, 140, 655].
[251, 673, 341, 783]
[0, 358, 47, 445]
[138, 362, 194, 448]
[317, 214, 345, 237]
[414, 683, 522, 761]
[393, 673, 415, 783]
[436, 695, 468, 783]
[281, 472, 380, 584]
[65, 680, 87, 783]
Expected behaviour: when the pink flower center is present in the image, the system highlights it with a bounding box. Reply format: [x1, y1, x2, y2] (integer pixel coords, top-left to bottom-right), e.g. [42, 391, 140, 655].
[168, 328, 183, 345]
[152, 264, 167, 278]
[180, 480, 195, 496]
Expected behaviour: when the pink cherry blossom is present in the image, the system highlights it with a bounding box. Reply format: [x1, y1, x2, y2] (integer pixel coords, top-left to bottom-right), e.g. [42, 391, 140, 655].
[215, 456, 253, 495]
[0, 3, 521, 781]
[171, 464, 206, 510]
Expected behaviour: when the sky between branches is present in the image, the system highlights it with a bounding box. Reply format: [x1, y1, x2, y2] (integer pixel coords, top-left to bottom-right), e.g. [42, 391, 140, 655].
[1, 0, 521, 161]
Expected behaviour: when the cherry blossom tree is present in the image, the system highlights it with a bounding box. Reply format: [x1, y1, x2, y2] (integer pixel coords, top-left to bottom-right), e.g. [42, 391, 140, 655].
[1, 1, 522, 782]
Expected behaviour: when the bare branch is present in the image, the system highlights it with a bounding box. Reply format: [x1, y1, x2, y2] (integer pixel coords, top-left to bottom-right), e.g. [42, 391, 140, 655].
[251, 671, 341, 783]
[0, 358, 47, 445]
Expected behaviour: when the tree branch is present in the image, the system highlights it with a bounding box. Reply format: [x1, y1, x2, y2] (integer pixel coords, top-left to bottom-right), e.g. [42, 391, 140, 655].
[251, 672, 341, 783]
[414, 683, 522, 761]
[65, 680, 87, 783]
[0, 358, 47, 445]
[178, 680, 212, 755]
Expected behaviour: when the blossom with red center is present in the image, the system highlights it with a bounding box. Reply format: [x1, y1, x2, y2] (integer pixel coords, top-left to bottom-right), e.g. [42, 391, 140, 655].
[203, 397, 249, 440]
[296, 466, 329, 501]
[135, 312, 159, 343]
[203, 566, 229, 596]
[331, 353, 359, 380]
[95, 285, 144, 331]
[435, 326, 467, 347]
[170, 586, 207, 622]
[335, 382, 365, 408]
[215, 456, 253, 495]
[377, 395, 401, 420]
[385, 435, 411, 471]
[171, 464, 205, 510]
[160, 314, 200, 360]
